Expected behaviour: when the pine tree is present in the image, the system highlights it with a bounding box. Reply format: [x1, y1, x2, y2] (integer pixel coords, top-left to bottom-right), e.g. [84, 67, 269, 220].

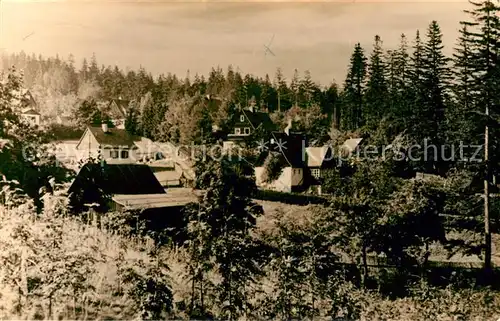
[274, 68, 290, 112]
[233, 71, 245, 107]
[389, 34, 412, 122]
[80, 58, 88, 82]
[421, 21, 450, 146]
[364, 35, 389, 127]
[290, 69, 300, 107]
[396, 34, 411, 91]
[456, 0, 500, 277]
[450, 22, 477, 144]
[88, 53, 100, 82]
[408, 30, 427, 139]
[386, 49, 398, 111]
[298, 70, 319, 107]
[342, 43, 367, 130]
[125, 108, 139, 135]
[323, 82, 339, 127]
[260, 74, 276, 111]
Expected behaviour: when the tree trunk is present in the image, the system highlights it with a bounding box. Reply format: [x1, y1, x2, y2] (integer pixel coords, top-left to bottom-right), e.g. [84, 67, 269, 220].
[362, 244, 368, 287]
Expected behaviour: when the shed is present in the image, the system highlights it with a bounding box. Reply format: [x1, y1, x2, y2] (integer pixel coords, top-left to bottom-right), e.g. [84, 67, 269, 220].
[68, 163, 166, 213]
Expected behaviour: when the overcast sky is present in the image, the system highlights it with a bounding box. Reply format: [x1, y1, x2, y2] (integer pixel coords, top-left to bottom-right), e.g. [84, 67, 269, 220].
[0, 0, 469, 85]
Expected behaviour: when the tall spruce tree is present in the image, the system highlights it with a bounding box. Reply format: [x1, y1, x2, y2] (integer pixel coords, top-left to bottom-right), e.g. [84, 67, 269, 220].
[274, 68, 290, 112]
[323, 82, 339, 127]
[386, 49, 398, 114]
[364, 35, 389, 127]
[342, 43, 367, 131]
[408, 30, 426, 137]
[421, 21, 450, 149]
[290, 69, 300, 107]
[457, 0, 500, 276]
[393, 34, 412, 123]
[450, 22, 477, 144]
[298, 70, 318, 107]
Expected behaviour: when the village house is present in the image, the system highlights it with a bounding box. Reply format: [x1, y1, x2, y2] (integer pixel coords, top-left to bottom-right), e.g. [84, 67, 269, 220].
[16, 90, 42, 127]
[72, 126, 196, 187]
[255, 120, 306, 193]
[304, 145, 337, 195]
[134, 140, 196, 187]
[20, 107, 41, 127]
[97, 97, 131, 129]
[75, 124, 140, 164]
[68, 162, 198, 238]
[223, 104, 276, 150]
[254, 127, 365, 194]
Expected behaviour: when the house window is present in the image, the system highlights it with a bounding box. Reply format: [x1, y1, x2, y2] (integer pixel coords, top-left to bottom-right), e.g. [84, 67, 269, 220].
[110, 150, 119, 159]
[121, 150, 129, 159]
[235, 128, 241, 135]
[312, 168, 321, 179]
[244, 127, 250, 135]
[240, 115, 245, 122]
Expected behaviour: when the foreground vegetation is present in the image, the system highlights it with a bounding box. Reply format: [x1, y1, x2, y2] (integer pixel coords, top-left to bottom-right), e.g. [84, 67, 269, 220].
[1, 177, 499, 320]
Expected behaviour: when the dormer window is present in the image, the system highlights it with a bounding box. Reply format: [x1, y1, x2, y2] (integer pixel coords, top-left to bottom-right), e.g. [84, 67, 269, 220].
[235, 128, 241, 135]
[121, 150, 129, 159]
[110, 150, 119, 159]
[240, 115, 245, 122]
[244, 127, 250, 135]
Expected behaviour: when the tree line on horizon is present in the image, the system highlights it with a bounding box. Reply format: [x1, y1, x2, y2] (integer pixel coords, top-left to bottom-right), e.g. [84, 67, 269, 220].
[0, 1, 497, 181]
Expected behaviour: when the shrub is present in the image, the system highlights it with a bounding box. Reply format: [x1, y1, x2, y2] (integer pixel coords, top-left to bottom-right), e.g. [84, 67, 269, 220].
[0, 191, 174, 320]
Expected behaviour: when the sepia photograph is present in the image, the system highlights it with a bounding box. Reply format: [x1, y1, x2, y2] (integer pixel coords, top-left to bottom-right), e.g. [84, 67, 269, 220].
[0, 0, 499, 320]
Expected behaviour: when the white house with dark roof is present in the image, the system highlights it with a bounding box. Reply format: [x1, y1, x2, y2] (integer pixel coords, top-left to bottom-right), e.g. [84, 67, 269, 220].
[96, 97, 132, 129]
[20, 107, 41, 127]
[12, 89, 42, 127]
[223, 104, 276, 150]
[76, 124, 140, 164]
[305, 145, 337, 195]
[74, 125, 196, 186]
[255, 121, 306, 193]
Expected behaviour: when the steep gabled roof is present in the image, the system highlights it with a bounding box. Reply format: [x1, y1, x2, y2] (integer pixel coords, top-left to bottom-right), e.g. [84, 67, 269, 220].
[305, 146, 331, 167]
[340, 138, 363, 156]
[68, 163, 166, 196]
[106, 99, 129, 119]
[241, 109, 276, 131]
[22, 90, 37, 109]
[270, 131, 305, 168]
[84, 126, 140, 148]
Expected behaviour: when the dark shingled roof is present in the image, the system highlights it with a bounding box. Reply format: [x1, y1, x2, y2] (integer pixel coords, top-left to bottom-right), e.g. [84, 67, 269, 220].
[88, 126, 139, 147]
[270, 131, 306, 168]
[100, 99, 130, 120]
[241, 109, 276, 131]
[68, 163, 166, 196]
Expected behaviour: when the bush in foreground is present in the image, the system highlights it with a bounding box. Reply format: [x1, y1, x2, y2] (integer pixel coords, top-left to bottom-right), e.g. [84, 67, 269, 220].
[0, 193, 174, 320]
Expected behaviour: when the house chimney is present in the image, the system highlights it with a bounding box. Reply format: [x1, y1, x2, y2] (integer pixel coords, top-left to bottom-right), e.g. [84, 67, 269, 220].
[284, 118, 292, 136]
[102, 122, 109, 133]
